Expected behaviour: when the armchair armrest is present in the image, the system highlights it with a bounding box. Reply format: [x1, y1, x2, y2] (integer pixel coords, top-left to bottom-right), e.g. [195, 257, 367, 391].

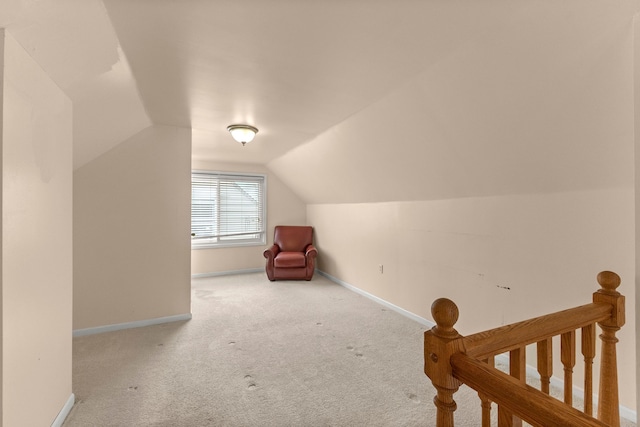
[305, 244, 318, 258]
[263, 244, 280, 260]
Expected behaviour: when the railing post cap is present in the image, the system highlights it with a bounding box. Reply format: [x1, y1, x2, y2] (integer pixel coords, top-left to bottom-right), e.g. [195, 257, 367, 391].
[597, 271, 621, 293]
[431, 298, 459, 338]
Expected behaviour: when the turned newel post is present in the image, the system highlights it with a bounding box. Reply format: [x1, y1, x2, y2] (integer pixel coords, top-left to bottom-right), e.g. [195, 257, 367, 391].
[593, 271, 625, 426]
[424, 298, 465, 427]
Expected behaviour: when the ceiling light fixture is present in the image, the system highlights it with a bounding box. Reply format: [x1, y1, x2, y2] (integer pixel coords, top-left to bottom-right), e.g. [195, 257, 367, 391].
[227, 124, 258, 146]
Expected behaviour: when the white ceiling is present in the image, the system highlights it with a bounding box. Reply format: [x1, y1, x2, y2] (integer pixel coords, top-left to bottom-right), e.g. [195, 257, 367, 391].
[101, 0, 534, 165]
[3, 0, 640, 199]
[2, 0, 151, 169]
[0, 0, 540, 168]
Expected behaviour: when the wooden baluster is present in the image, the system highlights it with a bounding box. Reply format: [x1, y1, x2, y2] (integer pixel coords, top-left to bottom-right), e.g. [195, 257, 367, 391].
[581, 323, 596, 416]
[478, 356, 494, 427]
[510, 347, 526, 382]
[536, 338, 552, 394]
[561, 330, 576, 405]
[478, 393, 492, 427]
[424, 298, 465, 427]
[593, 271, 625, 426]
[509, 347, 526, 427]
[498, 405, 513, 427]
[497, 347, 527, 427]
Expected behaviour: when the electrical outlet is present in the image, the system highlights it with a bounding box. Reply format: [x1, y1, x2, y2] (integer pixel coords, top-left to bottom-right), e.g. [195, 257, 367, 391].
[378, 264, 384, 274]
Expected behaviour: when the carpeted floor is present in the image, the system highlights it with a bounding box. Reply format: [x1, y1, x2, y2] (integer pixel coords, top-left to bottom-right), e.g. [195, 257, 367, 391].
[63, 273, 635, 426]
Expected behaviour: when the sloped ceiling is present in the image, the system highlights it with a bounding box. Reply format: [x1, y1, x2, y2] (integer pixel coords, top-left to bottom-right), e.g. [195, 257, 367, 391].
[101, 0, 532, 165]
[2, 0, 639, 203]
[1, 0, 151, 169]
[269, 1, 639, 203]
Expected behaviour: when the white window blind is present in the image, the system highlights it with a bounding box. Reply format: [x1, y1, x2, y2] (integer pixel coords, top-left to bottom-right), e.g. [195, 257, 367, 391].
[191, 171, 266, 249]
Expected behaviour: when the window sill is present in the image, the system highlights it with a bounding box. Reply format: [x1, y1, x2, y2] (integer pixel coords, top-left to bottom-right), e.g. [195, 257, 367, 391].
[191, 240, 266, 250]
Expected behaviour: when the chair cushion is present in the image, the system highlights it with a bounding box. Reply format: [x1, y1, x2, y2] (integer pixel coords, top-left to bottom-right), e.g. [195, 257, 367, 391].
[274, 252, 306, 268]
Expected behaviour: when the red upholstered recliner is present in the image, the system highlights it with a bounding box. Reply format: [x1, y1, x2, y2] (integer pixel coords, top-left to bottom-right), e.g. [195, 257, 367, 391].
[263, 226, 317, 281]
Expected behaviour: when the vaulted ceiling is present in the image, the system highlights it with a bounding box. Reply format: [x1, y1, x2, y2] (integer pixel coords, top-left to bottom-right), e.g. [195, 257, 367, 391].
[100, 0, 530, 165]
[2, 0, 639, 203]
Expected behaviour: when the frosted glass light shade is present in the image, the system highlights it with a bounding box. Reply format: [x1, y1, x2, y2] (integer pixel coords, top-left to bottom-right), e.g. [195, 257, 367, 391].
[227, 124, 258, 145]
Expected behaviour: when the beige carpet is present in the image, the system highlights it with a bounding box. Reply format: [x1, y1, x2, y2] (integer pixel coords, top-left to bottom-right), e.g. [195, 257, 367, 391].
[63, 273, 634, 426]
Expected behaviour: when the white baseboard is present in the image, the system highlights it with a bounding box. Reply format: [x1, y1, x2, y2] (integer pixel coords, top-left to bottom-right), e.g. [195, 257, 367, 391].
[495, 355, 637, 423]
[547, 374, 637, 423]
[316, 270, 434, 328]
[616, 398, 637, 422]
[191, 268, 263, 279]
[73, 313, 192, 337]
[317, 270, 637, 424]
[51, 393, 75, 427]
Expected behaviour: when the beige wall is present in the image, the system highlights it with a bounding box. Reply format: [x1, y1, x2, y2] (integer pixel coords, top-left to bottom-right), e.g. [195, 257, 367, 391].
[267, 4, 638, 414]
[309, 188, 636, 410]
[191, 161, 307, 276]
[74, 125, 192, 330]
[2, 31, 73, 426]
[635, 14, 640, 418]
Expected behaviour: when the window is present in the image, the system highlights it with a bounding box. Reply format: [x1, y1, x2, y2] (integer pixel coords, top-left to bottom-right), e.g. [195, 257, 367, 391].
[191, 171, 266, 249]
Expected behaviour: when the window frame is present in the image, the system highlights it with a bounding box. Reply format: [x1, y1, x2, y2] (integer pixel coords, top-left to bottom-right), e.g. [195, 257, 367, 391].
[191, 170, 267, 250]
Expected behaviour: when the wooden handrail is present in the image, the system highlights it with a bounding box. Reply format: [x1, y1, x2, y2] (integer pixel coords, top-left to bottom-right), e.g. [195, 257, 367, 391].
[424, 271, 625, 427]
[450, 353, 609, 427]
[463, 303, 611, 360]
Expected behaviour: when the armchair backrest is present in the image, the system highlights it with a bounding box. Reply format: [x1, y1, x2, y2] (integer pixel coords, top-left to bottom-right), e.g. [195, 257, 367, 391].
[274, 226, 313, 252]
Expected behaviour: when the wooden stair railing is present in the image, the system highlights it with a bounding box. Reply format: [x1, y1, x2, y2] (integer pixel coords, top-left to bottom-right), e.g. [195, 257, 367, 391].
[424, 271, 625, 427]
